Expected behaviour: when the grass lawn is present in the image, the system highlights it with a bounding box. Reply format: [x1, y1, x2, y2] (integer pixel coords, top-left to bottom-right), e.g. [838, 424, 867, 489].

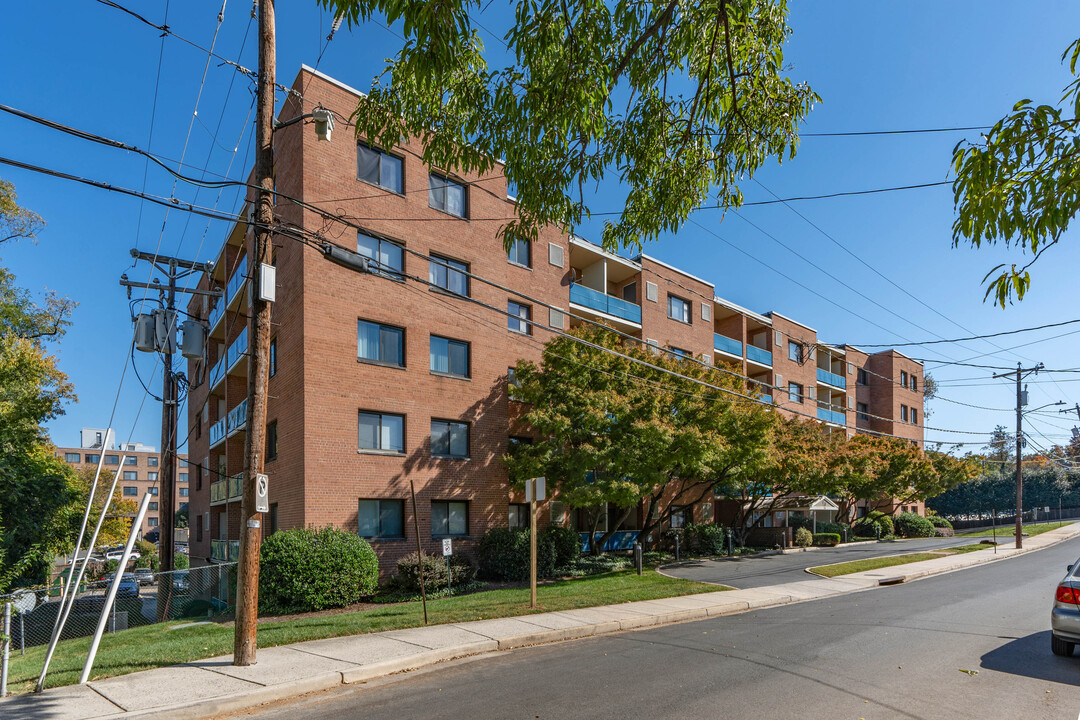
[809, 543, 992, 578]
[957, 520, 1074, 538]
[7, 568, 717, 695]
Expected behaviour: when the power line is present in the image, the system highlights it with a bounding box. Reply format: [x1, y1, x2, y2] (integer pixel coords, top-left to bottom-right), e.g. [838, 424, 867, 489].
[848, 317, 1080, 348]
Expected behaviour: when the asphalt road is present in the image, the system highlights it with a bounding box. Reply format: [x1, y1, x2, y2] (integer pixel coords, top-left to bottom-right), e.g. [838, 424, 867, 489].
[663, 536, 988, 588]
[235, 537, 1080, 720]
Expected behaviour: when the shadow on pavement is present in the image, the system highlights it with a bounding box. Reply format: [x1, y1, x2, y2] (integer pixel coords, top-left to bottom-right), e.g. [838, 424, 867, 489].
[980, 630, 1080, 686]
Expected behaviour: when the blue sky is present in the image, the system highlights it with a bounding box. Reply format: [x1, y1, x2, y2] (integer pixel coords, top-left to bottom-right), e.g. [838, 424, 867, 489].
[3, 1, 1080, 455]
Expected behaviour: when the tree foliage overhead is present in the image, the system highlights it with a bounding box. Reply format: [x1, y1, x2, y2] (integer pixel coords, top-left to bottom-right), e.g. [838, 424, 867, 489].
[324, 0, 817, 250]
[952, 38, 1080, 307]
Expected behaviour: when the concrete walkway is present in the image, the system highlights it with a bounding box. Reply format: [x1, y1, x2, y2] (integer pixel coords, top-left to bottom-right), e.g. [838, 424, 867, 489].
[6, 523, 1080, 720]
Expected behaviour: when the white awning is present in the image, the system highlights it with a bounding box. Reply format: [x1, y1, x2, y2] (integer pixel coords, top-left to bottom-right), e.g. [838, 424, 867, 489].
[807, 496, 839, 512]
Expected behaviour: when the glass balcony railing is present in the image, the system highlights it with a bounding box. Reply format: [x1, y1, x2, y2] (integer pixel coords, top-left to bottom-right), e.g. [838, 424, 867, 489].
[210, 479, 227, 504]
[208, 299, 224, 331]
[228, 540, 241, 561]
[227, 326, 248, 370]
[210, 539, 228, 562]
[758, 394, 773, 404]
[569, 283, 642, 324]
[817, 367, 846, 388]
[227, 398, 247, 435]
[747, 345, 772, 366]
[209, 357, 224, 389]
[208, 417, 227, 447]
[816, 407, 846, 425]
[225, 267, 247, 306]
[228, 473, 243, 500]
[713, 334, 743, 357]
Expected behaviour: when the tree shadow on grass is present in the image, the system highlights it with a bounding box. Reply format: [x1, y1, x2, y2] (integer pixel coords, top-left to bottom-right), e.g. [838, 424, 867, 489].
[980, 630, 1080, 686]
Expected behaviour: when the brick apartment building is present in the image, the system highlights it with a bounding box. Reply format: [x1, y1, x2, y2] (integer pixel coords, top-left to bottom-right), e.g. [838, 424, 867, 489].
[55, 427, 190, 540]
[183, 66, 925, 572]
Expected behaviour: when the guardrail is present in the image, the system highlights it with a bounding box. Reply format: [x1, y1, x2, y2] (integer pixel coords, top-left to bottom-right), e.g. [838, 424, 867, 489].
[227, 398, 247, 435]
[747, 345, 772, 366]
[816, 407, 846, 425]
[209, 417, 226, 447]
[569, 283, 642, 324]
[228, 473, 243, 500]
[210, 479, 227, 505]
[226, 326, 248, 370]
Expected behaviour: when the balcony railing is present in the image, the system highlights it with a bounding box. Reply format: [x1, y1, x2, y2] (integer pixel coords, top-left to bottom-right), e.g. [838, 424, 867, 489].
[208, 417, 227, 447]
[228, 473, 243, 500]
[228, 540, 240, 561]
[209, 357, 224, 389]
[713, 334, 742, 357]
[817, 367, 846, 388]
[227, 398, 247, 435]
[758, 394, 773, 404]
[569, 283, 642, 325]
[226, 326, 249, 371]
[747, 345, 772, 366]
[208, 299, 224, 332]
[210, 479, 227, 504]
[816, 407, 846, 425]
[225, 268, 247, 306]
[210, 539, 228, 562]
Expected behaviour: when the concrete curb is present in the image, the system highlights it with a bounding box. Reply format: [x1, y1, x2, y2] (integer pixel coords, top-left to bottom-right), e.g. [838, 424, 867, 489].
[9, 523, 1080, 720]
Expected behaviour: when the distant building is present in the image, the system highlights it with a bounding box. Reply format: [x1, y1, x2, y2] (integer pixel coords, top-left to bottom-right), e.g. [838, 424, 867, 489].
[55, 428, 188, 540]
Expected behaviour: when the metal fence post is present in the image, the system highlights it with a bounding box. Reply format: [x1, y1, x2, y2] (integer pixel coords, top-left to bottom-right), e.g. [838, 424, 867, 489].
[634, 542, 643, 576]
[2, 602, 11, 697]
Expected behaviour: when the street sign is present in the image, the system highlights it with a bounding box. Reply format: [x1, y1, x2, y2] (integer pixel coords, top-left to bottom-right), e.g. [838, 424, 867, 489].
[442, 538, 452, 557]
[255, 473, 269, 513]
[1045, 506, 1051, 513]
[525, 477, 546, 502]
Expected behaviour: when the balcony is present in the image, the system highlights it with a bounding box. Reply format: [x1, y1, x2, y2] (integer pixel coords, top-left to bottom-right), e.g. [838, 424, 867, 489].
[208, 298, 224, 332]
[208, 417, 227, 448]
[226, 398, 247, 436]
[209, 357, 224, 389]
[229, 540, 240, 561]
[569, 283, 642, 325]
[227, 326, 249, 371]
[817, 367, 846, 388]
[210, 539, 228, 562]
[816, 407, 846, 425]
[225, 268, 247, 306]
[228, 473, 243, 500]
[758, 394, 773, 405]
[713, 334, 743, 357]
[747, 345, 772, 367]
[210, 479, 227, 505]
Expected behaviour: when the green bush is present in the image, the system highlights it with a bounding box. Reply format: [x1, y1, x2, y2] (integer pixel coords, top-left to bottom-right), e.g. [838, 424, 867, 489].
[854, 511, 894, 538]
[817, 522, 847, 539]
[477, 527, 555, 581]
[175, 552, 190, 570]
[683, 522, 726, 556]
[813, 533, 841, 547]
[893, 512, 935, 538]
[927, 514, 953, 529]
[105, 559, 119, 574]
[541, 525, 581, 569]
[396, 551, 476, 593]
[787, 515, 814, 532]
[934, 527, 955, 538]
[259, 526, 379, 613]
[794, 527, 813, 547]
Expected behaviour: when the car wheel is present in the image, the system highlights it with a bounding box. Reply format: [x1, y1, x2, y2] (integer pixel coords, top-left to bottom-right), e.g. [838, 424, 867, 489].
[1051, 634, 1075, 657]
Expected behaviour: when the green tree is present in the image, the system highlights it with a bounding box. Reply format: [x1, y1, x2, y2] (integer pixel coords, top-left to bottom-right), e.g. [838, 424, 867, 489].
[952, 38, 1080, 306]
[324, 0, 817, 251]
[72, 468, 139, 548]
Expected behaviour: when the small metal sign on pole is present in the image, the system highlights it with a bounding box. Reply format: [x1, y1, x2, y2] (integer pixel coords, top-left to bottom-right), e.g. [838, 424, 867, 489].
[526, 478, 546, 608]
[442, 539, 453, 596]
[255, 474, 270, 514]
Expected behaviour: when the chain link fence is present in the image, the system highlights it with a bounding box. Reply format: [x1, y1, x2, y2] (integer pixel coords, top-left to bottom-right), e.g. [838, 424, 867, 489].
[1, 563, 237, 695]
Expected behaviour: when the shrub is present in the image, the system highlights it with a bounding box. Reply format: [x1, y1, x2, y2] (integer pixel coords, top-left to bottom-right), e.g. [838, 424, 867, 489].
[174, 552, 190, 570]
[541, 525, 581, 569]
[105, 559, 119, 575]
[794, 527, 813, 547]
[683, 522, 726, 556]
[477, 527, 555, 581]
[893, 512, 935, 538]
[396, 552, 476, 593]
[787, 515, 814, 532]
[927, 514, 953, 529]
[854, 512, 893, 538]
[259, 526, 379, 613]
[813, 533, 841, 547]
[817, 522, 847, 540]
[869, 512, 894, 537]
[934, 527, 955, 538]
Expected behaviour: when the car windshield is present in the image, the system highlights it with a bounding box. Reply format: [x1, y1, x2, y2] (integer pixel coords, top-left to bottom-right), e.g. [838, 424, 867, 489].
[122, 574, 136, 582]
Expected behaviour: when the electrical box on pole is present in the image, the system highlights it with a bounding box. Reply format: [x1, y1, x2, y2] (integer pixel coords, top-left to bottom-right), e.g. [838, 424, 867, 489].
[258, 263, 276, 303]
[180, 320, 205, 360]
[134, 314, 156, 353]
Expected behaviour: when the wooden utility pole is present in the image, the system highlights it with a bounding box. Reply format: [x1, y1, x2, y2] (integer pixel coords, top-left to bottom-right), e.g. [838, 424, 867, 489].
[234, 0, 275, 667]
[993, 362, 1043, 550]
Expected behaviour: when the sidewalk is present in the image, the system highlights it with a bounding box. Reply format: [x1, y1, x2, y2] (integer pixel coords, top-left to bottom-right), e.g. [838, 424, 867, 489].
[6, 523, 1079, 720]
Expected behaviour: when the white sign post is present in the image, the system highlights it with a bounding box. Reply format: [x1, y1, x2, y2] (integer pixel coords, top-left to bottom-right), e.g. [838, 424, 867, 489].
[526, 478, 546, 608]
[442, 539, 453, 595]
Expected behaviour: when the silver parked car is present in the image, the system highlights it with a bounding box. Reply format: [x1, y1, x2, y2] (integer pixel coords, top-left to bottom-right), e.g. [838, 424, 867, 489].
[1051, 560, 1080, 656]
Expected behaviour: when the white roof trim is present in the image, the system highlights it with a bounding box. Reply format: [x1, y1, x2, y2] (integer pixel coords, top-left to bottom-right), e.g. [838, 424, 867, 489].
[807, 496, 840, 511]
[568, 236, 641, 272]
[637, 254, 715, 289]
[712, 296, 772, 326]
[766, 311, 817, 334]
[299, 64, 367, 99]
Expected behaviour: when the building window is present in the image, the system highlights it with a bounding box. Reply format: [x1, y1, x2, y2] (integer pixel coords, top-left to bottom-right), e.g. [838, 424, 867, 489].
[622, 282, 637, 303]
[269, 503, 278, 534]
[428, 173, 467, 217]
[667, 346, 691, 359]
[507, 238, 531, 268]
[910, 374, 918, 392]
[509, 503, 530, 529]
[667, 295, 691, 324]
[357, 142, 403, 193]
[266, 420, 278, 462]
[149, 502, 159, 511]
[124, 456, 138, 466]
[196, 516, 203, 542]
[179, 473, 188, 483]
[359, 412, 405, 453]
[788, 382, 803, 404]
[358, 319, 405, 367]
[901, 404, 909, 422]
[431, 500, 468, 536]
[430, 336, 469, 378]
[105, 455, 119, 465]
[178, 459, 188, 468]
[179, 487, 189, 497]
[148, 517, 159, 527]
[857, 368, 868, 385]
[429, 255, 469, 296]
[508, 301, 531, 334]
[123, 486, 138, 496]
[85, 454, 100, 464]
[358, 499, 405, 538]
[669, 505, 691, 529]
[147, 471, 158, 482]
[123, 471, 138, 481]
[431, 420, 469, 458]
[857, 402, 869, 422]
[788, 342, 802, 363]
[508, 367, 522, 400]
[148, 487, 158, 496]
[148, 456, 158, 467]
[64, 453, 80, 463]
[358, 231, 404, 279]
[269, 338, 277, 378]
[900, 370, 908, 387]
[911, 408, 919, 425]
[508, 436, 533, 449]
